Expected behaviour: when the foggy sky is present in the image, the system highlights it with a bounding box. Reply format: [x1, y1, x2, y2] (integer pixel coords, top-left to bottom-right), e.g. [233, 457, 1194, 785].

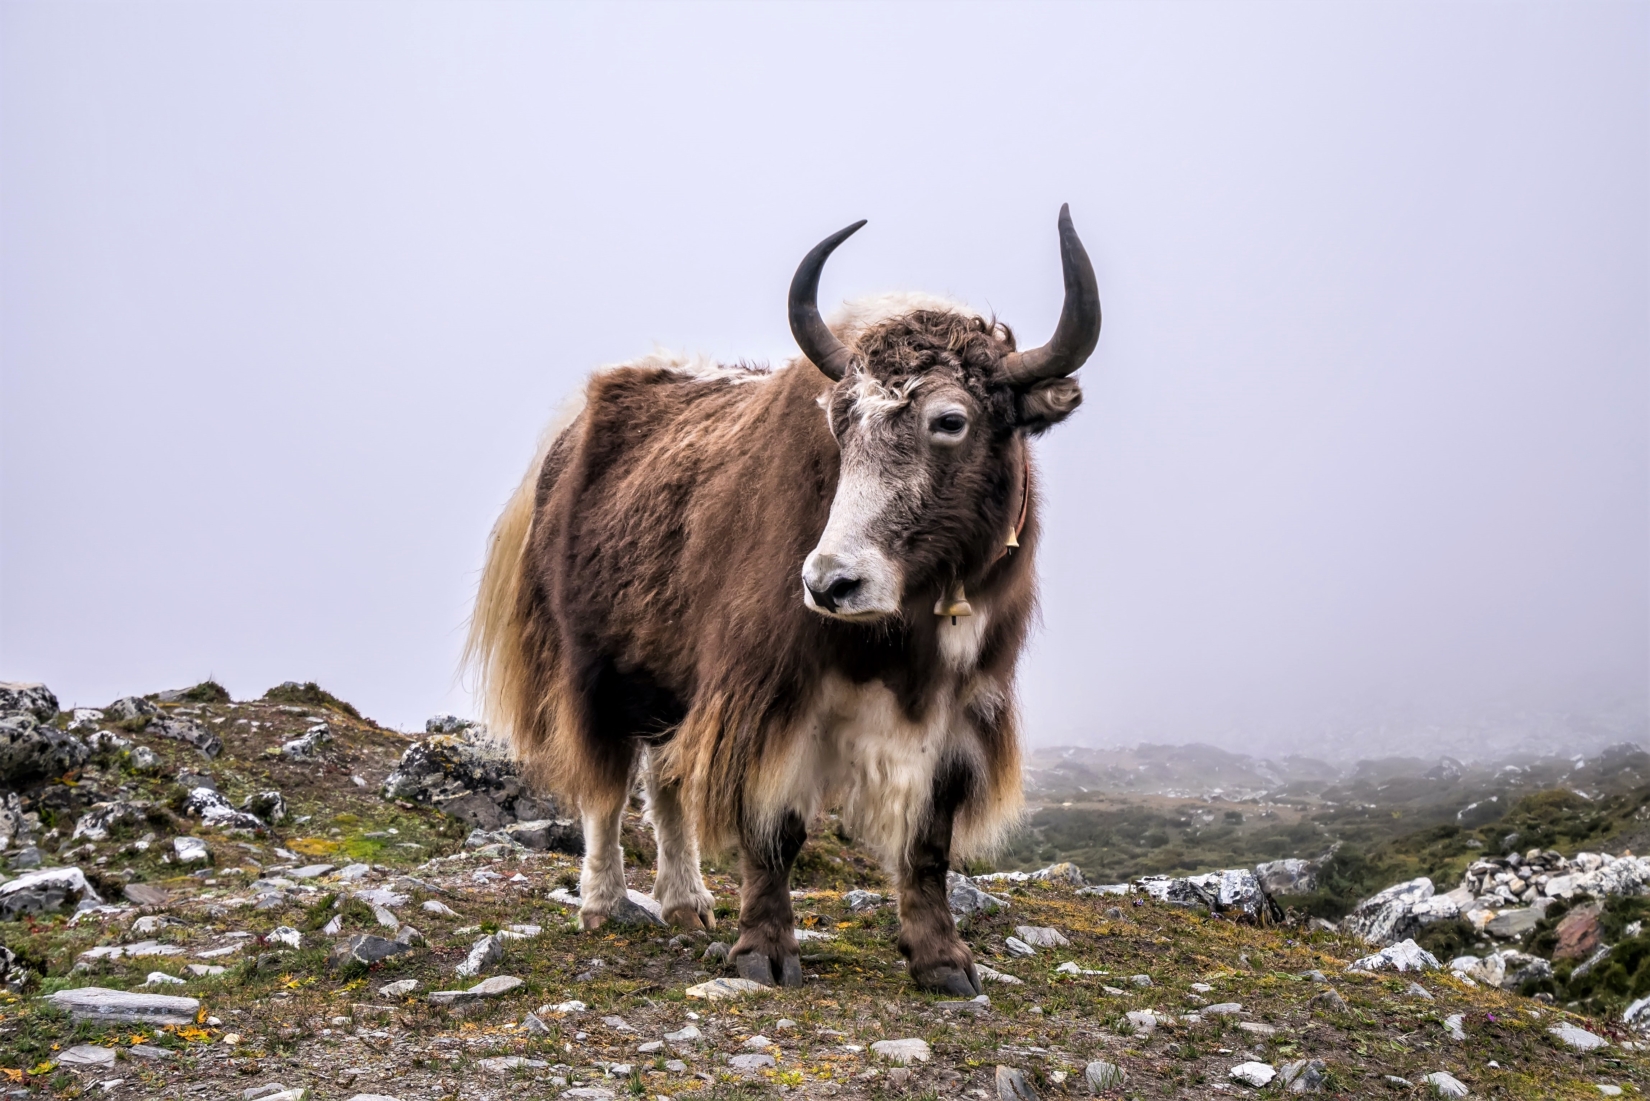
[2, 2, 1645, 760]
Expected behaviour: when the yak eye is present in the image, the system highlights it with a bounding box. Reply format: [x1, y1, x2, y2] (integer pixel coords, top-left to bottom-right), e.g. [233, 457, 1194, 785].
[931, 412, 967, 435]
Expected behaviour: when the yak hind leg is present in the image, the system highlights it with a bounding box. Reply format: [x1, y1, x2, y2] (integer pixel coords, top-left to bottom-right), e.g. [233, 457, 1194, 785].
[896, 764, 982, 997]
[644, 755, 715, 931]
[729, 810, 806, 988]
[576, 781, 631, 932]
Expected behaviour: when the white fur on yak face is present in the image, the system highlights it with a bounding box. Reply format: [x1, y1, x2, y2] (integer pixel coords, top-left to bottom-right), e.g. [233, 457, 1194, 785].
[801, 295, 981, 623]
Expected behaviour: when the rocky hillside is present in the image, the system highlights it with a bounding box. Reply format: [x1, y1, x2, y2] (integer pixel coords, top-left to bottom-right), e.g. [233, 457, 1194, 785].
[1, 681, 1647, 1099]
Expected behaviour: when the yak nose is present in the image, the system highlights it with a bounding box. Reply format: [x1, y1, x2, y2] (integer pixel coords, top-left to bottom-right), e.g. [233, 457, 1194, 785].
[803, 553, 864, 613]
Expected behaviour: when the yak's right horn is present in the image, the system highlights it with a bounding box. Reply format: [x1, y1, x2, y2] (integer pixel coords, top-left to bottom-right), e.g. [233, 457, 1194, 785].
[788, 220, 866, 382]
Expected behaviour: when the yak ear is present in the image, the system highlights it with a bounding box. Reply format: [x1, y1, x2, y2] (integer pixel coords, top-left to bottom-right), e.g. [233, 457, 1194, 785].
[1018, 377, 1082, 433]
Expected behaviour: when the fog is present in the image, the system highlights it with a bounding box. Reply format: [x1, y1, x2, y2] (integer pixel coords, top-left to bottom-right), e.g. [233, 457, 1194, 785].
[2, 2, 1645, 761]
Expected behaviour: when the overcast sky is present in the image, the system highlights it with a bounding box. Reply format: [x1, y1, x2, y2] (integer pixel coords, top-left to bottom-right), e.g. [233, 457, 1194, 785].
[2, 2, 1645, 759]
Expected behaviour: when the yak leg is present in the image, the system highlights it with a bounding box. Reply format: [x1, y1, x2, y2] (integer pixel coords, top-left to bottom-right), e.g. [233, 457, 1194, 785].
[577, 780, 631, 931]
[729, 810, 806, 988]
[896, 764, 982, 996]
[644, 756, 716, 931]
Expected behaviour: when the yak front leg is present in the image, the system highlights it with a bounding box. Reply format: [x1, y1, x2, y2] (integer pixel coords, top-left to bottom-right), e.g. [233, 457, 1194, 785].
[729, 810, 806, 988]
[644, 758, 716, 931]
[896, 765, 982, 996]
[577, 784, 630, 931]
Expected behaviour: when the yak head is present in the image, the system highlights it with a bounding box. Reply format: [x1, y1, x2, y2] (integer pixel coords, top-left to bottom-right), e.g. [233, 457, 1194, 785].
[793, 206, 1101, 623]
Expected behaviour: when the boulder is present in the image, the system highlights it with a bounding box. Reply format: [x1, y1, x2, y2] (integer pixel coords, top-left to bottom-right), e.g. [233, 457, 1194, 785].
[381, 728, 568, 830]
[1255, 858, 1319, 897]
[1350, 938, 1440, 973]
[975, 862, 1086, 886]
[173, 836, 211, 863]
[1485, 906, 1540, 939]
[279, 724, 332, 760]
[105, 696, 158, 722]
[182, 787, 265, 830]
[328, 935, 411, 969]
[0, 713, 88, 784]
[1342, 877, 1436, 945]
[456, 933, 505, 977]
[1469, 949, 1551, 990]
[242, 791, 288, 824]
[946, 871, 1008, 916]
[0, 791, 28, 850]
[43, 985, 199, 1025]
[843, 889, 883, 911]
[1136, 869, 1283, 923]
[497, 818, 582, 854]
[870, 1038, 931, 1064]
[0, 683, 59, 723]
[70, 800, 148, 842]
[147, 716, 222, 758]
[0, 866, 101, 917]
[1084, 1061, 1126, 1091]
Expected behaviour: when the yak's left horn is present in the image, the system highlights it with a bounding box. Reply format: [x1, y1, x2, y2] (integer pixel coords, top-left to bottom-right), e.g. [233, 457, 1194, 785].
[1001, 204, 1102, 386]
[788, 220, 866, 382]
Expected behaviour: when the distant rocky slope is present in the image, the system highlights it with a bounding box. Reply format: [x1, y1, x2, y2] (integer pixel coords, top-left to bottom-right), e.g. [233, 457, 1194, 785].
[2, 680, 1648, 1099]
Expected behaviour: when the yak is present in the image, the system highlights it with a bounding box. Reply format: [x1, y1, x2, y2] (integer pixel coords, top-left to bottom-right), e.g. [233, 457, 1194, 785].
[468, 206, 1101, 995]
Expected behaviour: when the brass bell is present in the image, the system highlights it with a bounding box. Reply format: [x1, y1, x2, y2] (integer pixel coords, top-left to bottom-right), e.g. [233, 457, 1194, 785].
[935, 580, 973, 622]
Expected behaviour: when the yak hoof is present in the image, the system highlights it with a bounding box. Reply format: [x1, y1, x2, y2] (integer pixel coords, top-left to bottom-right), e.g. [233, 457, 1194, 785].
[919, 964, 982, 997]
[735, 951, 803, 988]
[578, 910, 608, 932]
[664, 905, 706, 932]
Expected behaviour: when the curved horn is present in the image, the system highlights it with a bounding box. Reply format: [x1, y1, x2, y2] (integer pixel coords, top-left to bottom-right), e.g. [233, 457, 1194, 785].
[788, 220, 866, 382]
[1002, 204, 1101, 385]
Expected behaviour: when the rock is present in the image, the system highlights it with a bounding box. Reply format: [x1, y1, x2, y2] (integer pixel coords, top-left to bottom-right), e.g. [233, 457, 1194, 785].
[125, 1043, 175, 1061]
[57, 1043, 117, 1067]
[1280, 1059, 1327, 1093]
[495, 817, 582, 853]
[477, 1055, 549, 1074]
[995, 1065, 1039, 1101]
[142, 971, 185, 986]
[1350, 938, 1440, 973]
[381, 727, 572, 832]
[0, 865, 101, 917]
[1135, 869, 1282, 923]
[182, 786, 265, 830]
[729, 1053, 775, 1071]
[378, 978, 420, 998]
[1228, 1062, 1276, 1088]
[702, 941, 730, 963]
[1255, 858, 1319, 897]
[421, 899, 460, 917]
[740, 1034, 771, 1049]
[975, 862, 1086, 886]
[1309, 988, 1349, 1012]
[1555, 903, 1605, 960]
[976, 964, 1025, 985]
[242, 791, 288, 824]
[0, 712, 88, 784]
[665, 1024, 702, 1042]
[947, 871, 1008, 915]
[843, 889, 883, 911]
[186, 964, 226, 977]
[871, 1038, 931, 1064]
[1015, 925, 1070, 948]
[1469, 950, 1551, 990]
[1423, 1071, 1469, 1098]
[429, 975, 525, 1004]
[1342, 877, 1437, 945]
[685, 977, 768, 1000]
[1443, 1014, 1467, 1041]
[1005, 936, 1036, 957]
[1055, 961, 1106, 975]
[1130, 974, 1153, 986]
[1125, 1010, 1157, 1035]
[1406, 982, 1434, 1000]
[129, 744, 161, 771]
[562, 1090, 614, 1101]
[278, 723, 332, 760]
[345, 1096, 400, 1101]
[0, 682, 59, 722]
[289, 863, 334, 878]
[173, 836, 211, 862]
[267, 926, 302, 948]
[105, 695, 157, 721]
[456, 933, 504, 977]
[147, 715, 222, 757]
[328, 935, 411, 969]
[1204, 1002, 1243, 1015]
[1083, 1060, 1126, 1091]
[44, 985, 199, 1024]
[1551, 1022, 1608, 1051]
[71, 800, 148, 842]
[1485, 907, 1539, 939]
[84, 729, 129, 754]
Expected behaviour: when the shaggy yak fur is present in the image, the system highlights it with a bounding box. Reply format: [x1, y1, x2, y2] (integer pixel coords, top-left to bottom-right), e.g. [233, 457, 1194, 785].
[469, 226, 1096, 995]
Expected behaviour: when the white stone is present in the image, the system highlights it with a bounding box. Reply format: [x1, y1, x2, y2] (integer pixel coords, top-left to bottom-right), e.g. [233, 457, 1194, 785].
[1228, 1061, 1275, 1087]
[173, 837, 210, 863]
[1444, 1014, 1467, 1041]
[0, 866, 102, 906]
[664, 1024, 702, 1042]
[1551, 1022, 1608, 1051]
[976, 964, 1025, 985]
[268, 926, 302, 948]
[1126, 1009, 1158, 1035]
[57, 1044, 117, 1067]
[870, 1038, 931, 1064]
[1014, 925, 1070, 948]
[729, 1053, 775, 1071]
[44, 986, 199, 1024]
[1004, 936, 1036, 957]
[741, 1035, 772, 1050]
[378, 979, 420, 998]
[421, 899, 460, 917]
[141, 971, 184, 986]
[685, 977, 767, 1000]
[1204, 1002, 1243, 1015]
[478, 1056, 549, 1074]
[1423, 1071, 1469, 1098]
[1350, 938, 1440, 973]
